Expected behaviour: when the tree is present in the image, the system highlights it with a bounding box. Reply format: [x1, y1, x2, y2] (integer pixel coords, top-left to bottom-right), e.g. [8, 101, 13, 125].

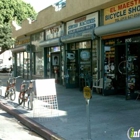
[0, 0, 37, 54]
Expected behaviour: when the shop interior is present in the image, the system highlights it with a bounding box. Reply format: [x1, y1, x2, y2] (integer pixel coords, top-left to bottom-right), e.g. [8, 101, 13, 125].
[104, 38, 140, 99]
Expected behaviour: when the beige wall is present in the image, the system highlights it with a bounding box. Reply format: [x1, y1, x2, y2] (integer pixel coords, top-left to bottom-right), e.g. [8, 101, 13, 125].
[12, 0, 127, 39]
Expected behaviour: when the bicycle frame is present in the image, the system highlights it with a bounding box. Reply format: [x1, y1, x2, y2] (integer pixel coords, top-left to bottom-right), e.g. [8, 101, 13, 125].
[5, 76, 21, 101]
[18, 80, 35, 110]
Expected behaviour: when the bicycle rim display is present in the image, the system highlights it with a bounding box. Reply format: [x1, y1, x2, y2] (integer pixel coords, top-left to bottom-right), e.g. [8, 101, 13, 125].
[10, 89, 16, 101]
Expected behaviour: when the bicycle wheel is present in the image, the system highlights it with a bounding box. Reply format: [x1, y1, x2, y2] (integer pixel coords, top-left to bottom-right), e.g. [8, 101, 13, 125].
[118, 61, 126, 75]
[22, 99, 25, 108]
[10, 88, 16, 101]
[5, 90, 9, 98]
[28, 92, 34, 110]
[18, 92, 24, 105]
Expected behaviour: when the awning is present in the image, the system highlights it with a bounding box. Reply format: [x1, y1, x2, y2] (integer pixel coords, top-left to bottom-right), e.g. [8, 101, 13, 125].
[11, 44, 34, 53]
[11, 46, 27, 53]
[61, 29, 94, 43]
[94, 17, 140, 37]
[39, 38, 61, 47]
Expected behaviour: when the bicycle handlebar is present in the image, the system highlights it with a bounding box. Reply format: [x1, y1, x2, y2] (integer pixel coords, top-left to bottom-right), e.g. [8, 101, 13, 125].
[22, 80, 35, 83]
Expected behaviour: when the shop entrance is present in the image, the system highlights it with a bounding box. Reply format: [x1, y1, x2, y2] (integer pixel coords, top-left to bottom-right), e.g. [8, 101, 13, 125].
[104, 42, 140, 99]
[51, 52, 60, 83]
[79, 49, 92, 91]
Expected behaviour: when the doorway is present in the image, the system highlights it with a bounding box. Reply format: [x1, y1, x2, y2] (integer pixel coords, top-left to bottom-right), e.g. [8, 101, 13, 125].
[104, 42, 140, 99]
[115, 44, 126, 95]
[79, 49, 92, 90]
[51, 52, 60, 83]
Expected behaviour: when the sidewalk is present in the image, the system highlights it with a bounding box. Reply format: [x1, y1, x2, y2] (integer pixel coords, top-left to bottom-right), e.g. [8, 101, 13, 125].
[0, 75, 140, 140]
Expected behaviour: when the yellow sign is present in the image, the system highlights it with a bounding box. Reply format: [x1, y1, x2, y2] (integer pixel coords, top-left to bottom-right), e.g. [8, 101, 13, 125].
[104, 0, 140, 25]
[83, 86, 92, 99]
[15, 38, 30, 46]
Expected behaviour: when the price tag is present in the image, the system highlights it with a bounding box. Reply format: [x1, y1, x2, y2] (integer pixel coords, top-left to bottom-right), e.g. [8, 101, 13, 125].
[83, 86, 92, 99]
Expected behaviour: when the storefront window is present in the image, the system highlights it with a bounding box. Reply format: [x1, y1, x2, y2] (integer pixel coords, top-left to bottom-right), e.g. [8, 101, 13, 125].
[31, 32, 44, 77]
[76, 41, 91, 49]
[61, 46, 65, 85]
[35, 51, 44, 77]
[17, 52, 23, 76]
[24, 52, 30, 79]
[104, 45, 115, 90]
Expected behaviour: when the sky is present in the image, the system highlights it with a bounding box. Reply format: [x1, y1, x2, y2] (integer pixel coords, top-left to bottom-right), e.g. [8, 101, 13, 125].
[23, 0, 59, 12]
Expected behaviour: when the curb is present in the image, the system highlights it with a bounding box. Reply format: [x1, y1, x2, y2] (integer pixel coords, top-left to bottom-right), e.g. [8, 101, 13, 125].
[0, 101, 66, 140]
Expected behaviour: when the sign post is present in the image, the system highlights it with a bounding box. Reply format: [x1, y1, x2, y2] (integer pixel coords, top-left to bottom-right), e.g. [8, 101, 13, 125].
[83, 86, 92, 140]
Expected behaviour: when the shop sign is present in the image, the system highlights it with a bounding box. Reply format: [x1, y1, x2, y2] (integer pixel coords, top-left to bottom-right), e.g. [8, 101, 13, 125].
[104, 0, 140, 25]
[45, 24, 64, 40]
[66, 12, 98, 35]
[15, 38, 30, 46]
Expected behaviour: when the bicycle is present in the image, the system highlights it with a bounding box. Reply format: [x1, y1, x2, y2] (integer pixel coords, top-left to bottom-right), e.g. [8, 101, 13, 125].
[5, 76, 21, 101]
[18, 80, 35, 110]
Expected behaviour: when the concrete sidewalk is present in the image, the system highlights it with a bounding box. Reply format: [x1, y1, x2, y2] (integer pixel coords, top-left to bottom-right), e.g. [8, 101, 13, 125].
[0, 75, 140, 140]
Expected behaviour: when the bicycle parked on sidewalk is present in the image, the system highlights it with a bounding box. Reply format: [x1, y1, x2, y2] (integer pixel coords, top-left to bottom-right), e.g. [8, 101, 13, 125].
[5, 76, 21, 101]
[18, 80, 35, 110]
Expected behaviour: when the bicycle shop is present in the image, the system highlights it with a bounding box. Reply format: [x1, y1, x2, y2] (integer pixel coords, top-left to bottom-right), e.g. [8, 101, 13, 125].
[94, 1, 140, 99]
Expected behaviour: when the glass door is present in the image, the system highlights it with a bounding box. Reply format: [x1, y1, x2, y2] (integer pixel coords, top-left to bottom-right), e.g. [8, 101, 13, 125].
[65, 43, 78, 88]
[104, 45, 116, 95]
[126, 43, 140, 99]
[79, 49, 92, 91]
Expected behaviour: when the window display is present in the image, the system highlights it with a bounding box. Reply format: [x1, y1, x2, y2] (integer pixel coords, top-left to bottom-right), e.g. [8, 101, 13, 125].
[104, 44, 115, 90]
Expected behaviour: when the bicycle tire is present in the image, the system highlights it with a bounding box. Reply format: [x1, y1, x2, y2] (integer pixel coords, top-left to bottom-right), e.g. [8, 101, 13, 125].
[28, 91, 34, 110]
[23, 92, 29, 108]
[28, 99, 33, 110]
[18, 92, 24, 105]
[10, 88, 16, 101]
[118, 61, 126, 75]
[5, 91, 9, 98]
[22, 99, 25, 108]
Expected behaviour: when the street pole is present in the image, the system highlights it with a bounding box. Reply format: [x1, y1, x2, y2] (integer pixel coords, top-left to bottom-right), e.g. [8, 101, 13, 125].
[86, 99, 91, 140]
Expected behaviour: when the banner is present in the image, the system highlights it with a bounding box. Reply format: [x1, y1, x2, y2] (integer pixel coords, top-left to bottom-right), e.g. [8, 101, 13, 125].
[104, 0, 140, 25]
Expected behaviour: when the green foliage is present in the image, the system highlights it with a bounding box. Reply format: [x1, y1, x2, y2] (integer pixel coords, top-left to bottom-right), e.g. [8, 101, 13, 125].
[0, 0, 37, 53]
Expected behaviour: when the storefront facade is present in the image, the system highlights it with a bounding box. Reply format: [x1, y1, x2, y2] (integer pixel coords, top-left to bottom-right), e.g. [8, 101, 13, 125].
[31, 31, 44, 79]
[38, 24, 65, 85]
[11, 37, 34, 79]
[61, 12, 100, 89]
[94, 0, 140, 99]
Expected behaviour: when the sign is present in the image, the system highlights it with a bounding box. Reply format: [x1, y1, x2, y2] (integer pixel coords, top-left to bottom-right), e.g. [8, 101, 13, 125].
[15, 38, 30, 46]
[66, 12, 98, 35]
[83, 86, 92, 99]
[45, 24, 64, 40]
[104, 0, 140, 25]
[35, 79, 56, 96]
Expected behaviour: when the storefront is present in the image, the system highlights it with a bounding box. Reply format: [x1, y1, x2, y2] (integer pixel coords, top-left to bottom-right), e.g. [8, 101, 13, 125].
[94, 0, 140, 99]
[31, 32, 44, 79]
[11, 37, 34, 79]
[61, 12, 99, 90]
[39, 24, 65, 85]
